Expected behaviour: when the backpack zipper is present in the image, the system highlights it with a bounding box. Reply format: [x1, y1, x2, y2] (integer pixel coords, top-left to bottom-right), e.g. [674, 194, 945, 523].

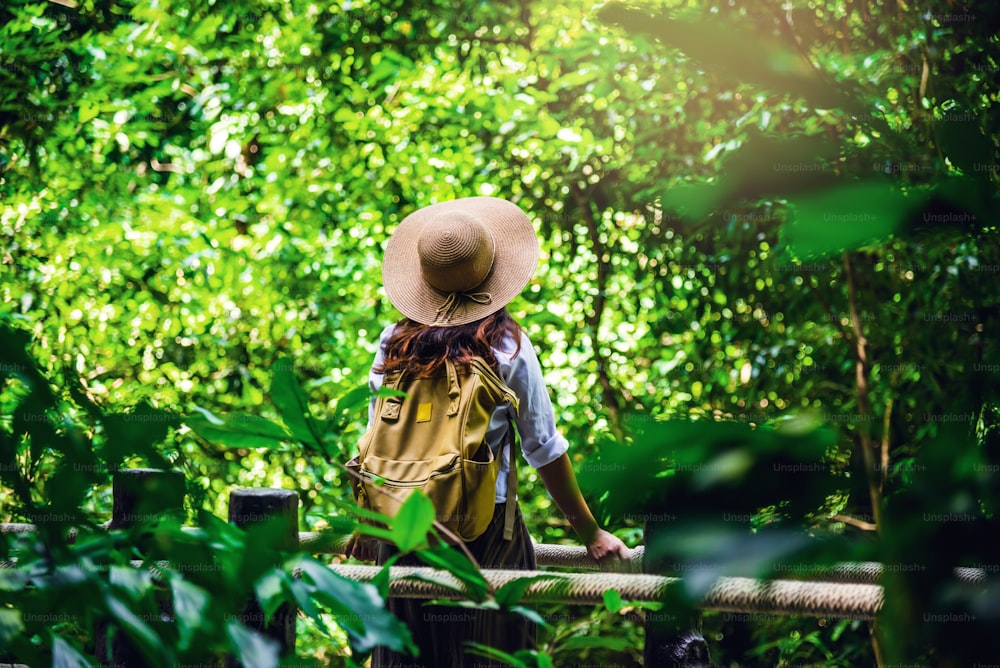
[359, 461, 460, 488]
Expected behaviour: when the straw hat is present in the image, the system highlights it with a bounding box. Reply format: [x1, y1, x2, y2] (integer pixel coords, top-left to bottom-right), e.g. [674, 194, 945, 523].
[382, 196, 539, 326]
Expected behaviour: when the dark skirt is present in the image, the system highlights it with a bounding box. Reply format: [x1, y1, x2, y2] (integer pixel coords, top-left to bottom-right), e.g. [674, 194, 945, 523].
[371, 502, 537, 668]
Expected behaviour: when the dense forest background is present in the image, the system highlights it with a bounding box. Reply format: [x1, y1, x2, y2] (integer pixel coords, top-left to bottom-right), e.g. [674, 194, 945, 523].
[2, 0, 998, 665]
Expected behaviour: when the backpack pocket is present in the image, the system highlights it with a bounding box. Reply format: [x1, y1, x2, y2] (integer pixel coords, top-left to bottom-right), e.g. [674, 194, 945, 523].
[359, 449, 499, 542]
[360, 453, 458, 521]
[454, 445, 500, 541]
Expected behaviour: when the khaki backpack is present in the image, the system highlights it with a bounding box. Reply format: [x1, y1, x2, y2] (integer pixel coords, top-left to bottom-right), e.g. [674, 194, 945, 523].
[347, 356, 520, 542]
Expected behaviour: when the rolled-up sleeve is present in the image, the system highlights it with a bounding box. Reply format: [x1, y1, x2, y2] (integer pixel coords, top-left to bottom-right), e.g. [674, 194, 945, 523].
[499, 331, 569, 469]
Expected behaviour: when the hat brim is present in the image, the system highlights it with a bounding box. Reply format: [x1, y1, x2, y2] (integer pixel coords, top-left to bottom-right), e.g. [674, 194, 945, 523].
[383, 197, 539, 326]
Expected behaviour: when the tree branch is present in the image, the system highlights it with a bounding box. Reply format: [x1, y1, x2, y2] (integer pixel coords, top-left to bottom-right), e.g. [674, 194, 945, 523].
[831, 514, 878, 532]
[843, 251, 883, 534]
[880, 396, 893, 494]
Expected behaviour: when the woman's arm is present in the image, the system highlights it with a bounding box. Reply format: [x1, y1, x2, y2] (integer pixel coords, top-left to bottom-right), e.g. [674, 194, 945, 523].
[536, 452, 630, 562]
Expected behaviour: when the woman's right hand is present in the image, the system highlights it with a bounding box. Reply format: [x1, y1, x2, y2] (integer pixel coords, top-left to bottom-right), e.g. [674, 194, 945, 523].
[586, 528, 631, 565]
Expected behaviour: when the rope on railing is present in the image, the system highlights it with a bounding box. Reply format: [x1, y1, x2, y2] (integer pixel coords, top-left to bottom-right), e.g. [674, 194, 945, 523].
[1, 523, 47, 535]
[3, 523, 989, 584]
[0, 556, 887, 619]
[327, 564, 885, 620]
[299, 530, 350, 555]
[790, 561, 989, 586]
[529, 542, 642, 571]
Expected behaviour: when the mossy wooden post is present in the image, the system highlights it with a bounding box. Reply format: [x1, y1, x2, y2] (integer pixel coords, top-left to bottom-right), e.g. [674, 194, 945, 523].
[97, 468, 185, 667]
[643, 518, 712, 667]
[227, 488, 299, 665]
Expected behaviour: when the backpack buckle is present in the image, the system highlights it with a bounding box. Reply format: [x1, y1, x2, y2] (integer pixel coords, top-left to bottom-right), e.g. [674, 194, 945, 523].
[381, 397, 402, 421]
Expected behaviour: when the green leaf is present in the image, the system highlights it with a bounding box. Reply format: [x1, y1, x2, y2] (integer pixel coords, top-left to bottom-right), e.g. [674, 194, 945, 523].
[109, 564, 154, 601]
[0, 608, 24, 645]
[371, 555, 399, 598]
[338, 495, 395, 535]
[285, 575, 330, 634]
[783, 181, 923, 258]
[494, 574, 564, 608]
[0, 566, 31, 593]
[390, 491, 435, 552]
[580, 416, 839, 520]
[336, 383, 379, 415]
[170, 577, 210, 650]
[403, 570, 482, 603]
[415, 546, 489, 602]
[184, 408, 292, 449]
[603, 587, 624, 613]
[271, 356, 322, 450]
[77, 100, 100, 123]
[292, 555, 413, 654]
[662, 133, 838, 221]
[597, 3, 861, 111]
[354, 522, 396, 543]
[465, 642, 529, 668]
[226, 620, 281, 668]
[509, 604, 549, 628]
[375, 385, 408, 400]
[254, 569, 287, 624]
[104, 592, 171, 668]
[51, 635, 90, 668]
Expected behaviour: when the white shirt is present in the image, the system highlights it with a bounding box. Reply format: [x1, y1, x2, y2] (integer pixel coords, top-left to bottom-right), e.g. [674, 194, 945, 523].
[367, 324, 569, 502]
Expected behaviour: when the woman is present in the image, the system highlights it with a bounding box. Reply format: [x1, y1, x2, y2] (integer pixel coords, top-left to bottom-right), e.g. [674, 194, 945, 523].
[354, 196, 629, 667]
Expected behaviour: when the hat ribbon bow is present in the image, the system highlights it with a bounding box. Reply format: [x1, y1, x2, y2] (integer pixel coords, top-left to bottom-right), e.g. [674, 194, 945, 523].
[433, 291, 492, 325]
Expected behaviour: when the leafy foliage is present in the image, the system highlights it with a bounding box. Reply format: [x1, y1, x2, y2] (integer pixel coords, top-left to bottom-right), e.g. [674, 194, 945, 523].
[3, 0, 999, 664]
[0, 322, 418, 665]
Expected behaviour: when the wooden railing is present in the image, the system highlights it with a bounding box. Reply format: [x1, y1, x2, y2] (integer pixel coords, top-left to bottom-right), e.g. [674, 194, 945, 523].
[4, 468, 980, 666]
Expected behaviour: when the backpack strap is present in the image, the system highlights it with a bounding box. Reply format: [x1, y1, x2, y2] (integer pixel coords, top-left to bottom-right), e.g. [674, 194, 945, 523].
[445, 358, 461, 416]
[503, 418, 518, 541]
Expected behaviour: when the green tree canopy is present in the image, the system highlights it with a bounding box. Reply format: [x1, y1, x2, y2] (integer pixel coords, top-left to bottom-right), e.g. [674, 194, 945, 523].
[2, 0, 998, 664]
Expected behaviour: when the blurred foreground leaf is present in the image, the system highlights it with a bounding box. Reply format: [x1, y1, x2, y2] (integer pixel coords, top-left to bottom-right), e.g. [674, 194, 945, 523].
[185, 408, 292, 449]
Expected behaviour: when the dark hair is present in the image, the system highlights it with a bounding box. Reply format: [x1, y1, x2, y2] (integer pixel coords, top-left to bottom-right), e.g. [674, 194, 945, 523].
[376, 309, 523, 376]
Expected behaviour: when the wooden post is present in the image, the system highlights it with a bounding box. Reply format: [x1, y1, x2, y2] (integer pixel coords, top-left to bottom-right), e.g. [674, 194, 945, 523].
[226, 488, 299, 665]
[97, 468, 185, 667]
[643, 518, 712, 667]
